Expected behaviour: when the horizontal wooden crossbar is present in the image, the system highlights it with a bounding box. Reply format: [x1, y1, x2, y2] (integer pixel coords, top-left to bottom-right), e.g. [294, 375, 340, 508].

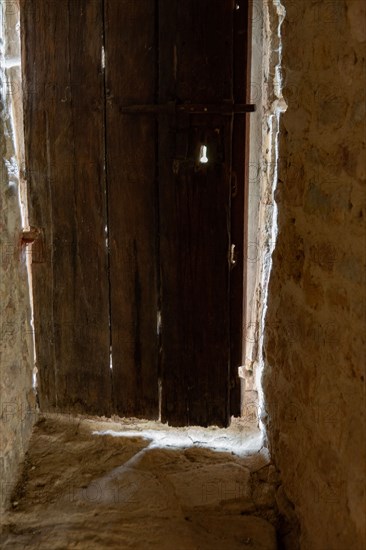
[118, 102, 256, 115]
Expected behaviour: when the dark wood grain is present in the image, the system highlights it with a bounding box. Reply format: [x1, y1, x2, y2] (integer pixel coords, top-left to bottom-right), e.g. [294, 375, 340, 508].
[104, 0, 159, 418]
[21, 0, 112, 414]
[21, 0, 251, 425]
[230, 0, 252, 416]
[159, 0, 234, 427]
[21, 0, 55, 410]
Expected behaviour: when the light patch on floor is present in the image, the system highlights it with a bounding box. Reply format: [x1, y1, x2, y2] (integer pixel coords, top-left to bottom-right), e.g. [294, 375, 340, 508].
[0, 414, 280, 549]
[92, 416, 264, 456]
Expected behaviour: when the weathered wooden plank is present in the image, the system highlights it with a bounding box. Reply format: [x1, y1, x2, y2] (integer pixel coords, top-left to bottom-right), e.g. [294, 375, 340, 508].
[104, 0, 159, 418]
[230, 0, 252, 416]
[21, 0, 112, 414]
[21, 0, 55, 410]
[159, 0, 234, 426]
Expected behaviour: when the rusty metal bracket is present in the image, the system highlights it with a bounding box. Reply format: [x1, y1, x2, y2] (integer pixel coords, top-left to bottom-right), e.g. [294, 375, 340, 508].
[21, 227, 45, 263]
[21, 227, 42, 244]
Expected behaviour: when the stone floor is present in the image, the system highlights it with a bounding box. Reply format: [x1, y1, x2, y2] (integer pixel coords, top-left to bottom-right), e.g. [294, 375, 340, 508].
[1, 414, 283, 549]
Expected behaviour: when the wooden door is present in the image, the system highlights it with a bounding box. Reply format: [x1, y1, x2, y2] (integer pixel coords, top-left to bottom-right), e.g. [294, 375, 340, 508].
[21, 0, 252, 426]
[21, 0, 112, 415]
[158, 1, 233, 426]
[104, 0, 160, 419]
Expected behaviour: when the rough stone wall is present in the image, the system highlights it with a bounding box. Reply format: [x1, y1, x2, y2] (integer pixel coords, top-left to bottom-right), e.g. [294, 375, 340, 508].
[262, 1, 366, 548]
[244, 0, 287, 427]
[0, 0, 36, 511]
[243, 0, 265, 416]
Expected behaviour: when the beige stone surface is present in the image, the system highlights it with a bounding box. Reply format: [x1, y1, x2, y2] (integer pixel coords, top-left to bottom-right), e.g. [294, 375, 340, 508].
[0, 0, 36, 511]
[262, 1, 366, 549]
[166, 463, 251, 507]
[0, 415, 280, 549]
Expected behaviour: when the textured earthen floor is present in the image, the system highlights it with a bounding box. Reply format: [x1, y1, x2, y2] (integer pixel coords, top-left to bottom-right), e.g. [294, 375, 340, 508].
[1, 415, 280, 549]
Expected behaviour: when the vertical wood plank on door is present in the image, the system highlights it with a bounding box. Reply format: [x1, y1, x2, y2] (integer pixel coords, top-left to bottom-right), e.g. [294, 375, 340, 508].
[159, 0, 234, 426]
[21, 0, 112, 414]
[21, 0, 55, 410]
[104, 0, 159, 418]
[230, 0, 252, 416]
